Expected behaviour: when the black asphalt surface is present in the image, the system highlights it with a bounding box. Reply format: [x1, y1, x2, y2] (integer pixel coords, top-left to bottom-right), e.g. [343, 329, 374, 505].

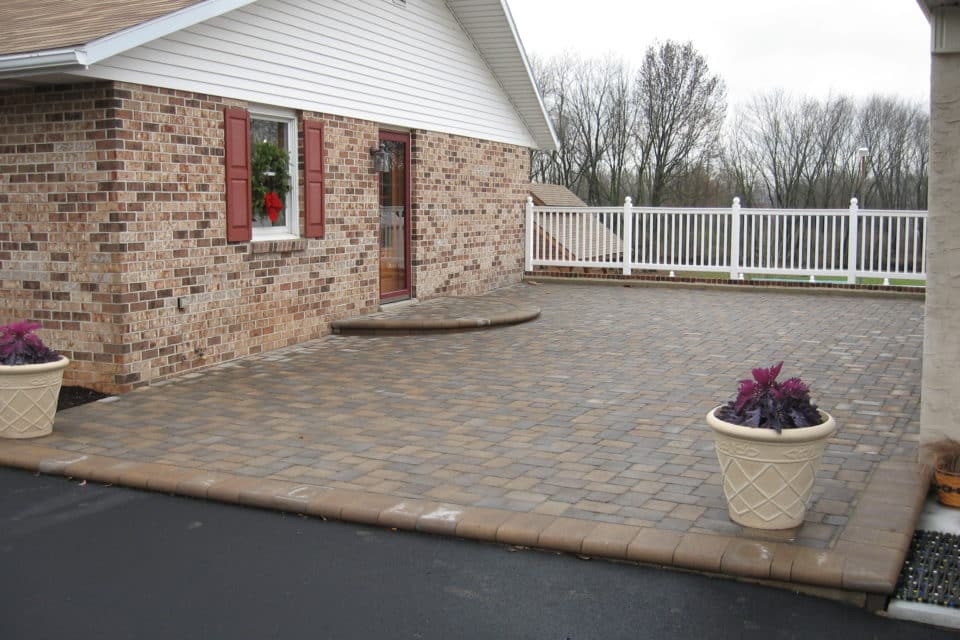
[0, 467, 949, 640]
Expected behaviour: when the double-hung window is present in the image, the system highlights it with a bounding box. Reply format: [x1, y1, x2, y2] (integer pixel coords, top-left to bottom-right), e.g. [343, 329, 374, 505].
[224, 106, 325, 242]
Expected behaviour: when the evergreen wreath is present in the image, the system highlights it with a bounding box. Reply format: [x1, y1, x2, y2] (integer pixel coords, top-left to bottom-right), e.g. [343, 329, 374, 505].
[252, 140, 291, 223]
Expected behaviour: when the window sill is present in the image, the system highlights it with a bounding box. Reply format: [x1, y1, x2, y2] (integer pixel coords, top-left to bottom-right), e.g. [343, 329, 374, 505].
[250, 237, 308, 254]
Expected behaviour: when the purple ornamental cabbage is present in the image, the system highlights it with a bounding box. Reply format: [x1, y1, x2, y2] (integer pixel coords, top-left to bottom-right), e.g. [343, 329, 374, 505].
[0, 321, 60, 366]
[715, 361, 823, 432]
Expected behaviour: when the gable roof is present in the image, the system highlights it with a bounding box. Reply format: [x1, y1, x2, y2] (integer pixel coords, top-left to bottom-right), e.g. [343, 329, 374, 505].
[0, 0, 205, 56]
[0, 0, 557, 150]
[529, 183, 587, 207]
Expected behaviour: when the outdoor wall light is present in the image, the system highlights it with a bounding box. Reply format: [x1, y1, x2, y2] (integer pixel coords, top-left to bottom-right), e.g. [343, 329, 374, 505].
[370, 143, 391, 173]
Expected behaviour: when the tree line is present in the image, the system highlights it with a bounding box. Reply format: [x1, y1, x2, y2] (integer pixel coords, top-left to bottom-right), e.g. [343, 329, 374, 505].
[531, 42, 929, 211]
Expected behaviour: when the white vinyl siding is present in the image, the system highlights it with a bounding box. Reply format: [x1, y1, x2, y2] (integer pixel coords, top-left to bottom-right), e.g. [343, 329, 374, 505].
[74, 0, 538, 148]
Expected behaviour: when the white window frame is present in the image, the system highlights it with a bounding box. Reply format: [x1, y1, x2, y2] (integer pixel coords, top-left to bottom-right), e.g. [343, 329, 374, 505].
[250, 105, 299, 241]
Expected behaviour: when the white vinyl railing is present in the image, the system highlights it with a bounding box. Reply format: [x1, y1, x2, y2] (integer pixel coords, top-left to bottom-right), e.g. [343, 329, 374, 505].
[525, 197, 927, 285]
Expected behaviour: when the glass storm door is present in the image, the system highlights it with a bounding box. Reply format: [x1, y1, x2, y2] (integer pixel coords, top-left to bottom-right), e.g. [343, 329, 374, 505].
[379, 131, 410, 300]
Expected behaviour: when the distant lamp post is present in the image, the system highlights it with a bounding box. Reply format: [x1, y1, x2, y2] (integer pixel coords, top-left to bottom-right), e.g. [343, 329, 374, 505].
[856, 146, 870, 207]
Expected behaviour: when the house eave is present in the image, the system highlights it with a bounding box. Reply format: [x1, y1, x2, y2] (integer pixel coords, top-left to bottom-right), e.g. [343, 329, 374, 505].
[446, 0, 558, 151]
[0, 0, 558, 153]
[0, 49, 88, 77]
[0, 0, 257, 79]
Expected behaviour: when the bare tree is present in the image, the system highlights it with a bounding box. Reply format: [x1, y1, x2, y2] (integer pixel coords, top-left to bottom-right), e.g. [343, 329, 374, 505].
[805, 95, 856, 207]
[530, 49, 927, 213]
[530, 53, 584, 190]
[636, 41, 726, 206]
[570, 57, 613, 204]
[737, 92, 821, 208]
[857, 95, 929, 210]
[602, 57, 638, 205]
[722, 113, 762, 206]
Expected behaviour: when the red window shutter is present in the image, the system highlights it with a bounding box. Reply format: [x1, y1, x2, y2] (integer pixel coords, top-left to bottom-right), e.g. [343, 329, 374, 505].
[224, 107, 252, 242]
[303, 119, 325, 239]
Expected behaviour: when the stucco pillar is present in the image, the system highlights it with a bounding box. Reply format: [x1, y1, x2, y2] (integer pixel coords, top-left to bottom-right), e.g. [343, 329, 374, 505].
[921, 49, 960, 448]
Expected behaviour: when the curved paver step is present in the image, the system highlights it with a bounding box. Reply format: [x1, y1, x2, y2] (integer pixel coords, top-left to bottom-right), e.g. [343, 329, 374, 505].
[332, 293, 540, 334]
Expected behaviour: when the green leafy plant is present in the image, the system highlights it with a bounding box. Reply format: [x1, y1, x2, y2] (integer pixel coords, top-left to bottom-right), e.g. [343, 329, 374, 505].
[715, 362, 823, 432]
[0, 321, 59, 365]
[252, 141, 291, 223]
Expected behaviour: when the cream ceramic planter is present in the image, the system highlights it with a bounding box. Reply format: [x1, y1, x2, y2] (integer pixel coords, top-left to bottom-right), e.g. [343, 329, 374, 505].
[706, 407, 836, 530]
[0, 356, 69, 439]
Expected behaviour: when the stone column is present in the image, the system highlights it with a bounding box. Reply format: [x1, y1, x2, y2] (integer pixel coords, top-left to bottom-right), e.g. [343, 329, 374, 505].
[922, 46, 960, 448]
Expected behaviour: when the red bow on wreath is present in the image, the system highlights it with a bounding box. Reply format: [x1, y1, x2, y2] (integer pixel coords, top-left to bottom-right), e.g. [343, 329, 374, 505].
[264, 191, 283, 223]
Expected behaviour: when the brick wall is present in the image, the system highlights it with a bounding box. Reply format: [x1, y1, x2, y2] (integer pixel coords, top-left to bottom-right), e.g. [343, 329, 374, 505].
[0, 82, 125, 389]
[411, 130, 529, 297]
[1, 81, 530, 393]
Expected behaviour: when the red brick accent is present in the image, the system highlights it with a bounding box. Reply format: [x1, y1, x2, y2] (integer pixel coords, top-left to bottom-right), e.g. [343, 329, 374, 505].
[0, 82, 530, 392]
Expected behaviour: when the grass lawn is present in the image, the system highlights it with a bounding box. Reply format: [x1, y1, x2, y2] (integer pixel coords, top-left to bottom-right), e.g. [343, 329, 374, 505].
[645, 270, 925, 287]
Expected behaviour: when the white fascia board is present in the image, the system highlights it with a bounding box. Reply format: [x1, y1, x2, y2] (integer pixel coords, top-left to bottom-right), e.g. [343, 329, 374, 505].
[497, 0, 558, 150]
[0, 48, 87, 75]
[0, 0, 258, 77]
[84, 0, 260, 64]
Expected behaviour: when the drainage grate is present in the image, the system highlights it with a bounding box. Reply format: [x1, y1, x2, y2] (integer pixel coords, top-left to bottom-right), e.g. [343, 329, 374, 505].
[894, 530, 960, 607]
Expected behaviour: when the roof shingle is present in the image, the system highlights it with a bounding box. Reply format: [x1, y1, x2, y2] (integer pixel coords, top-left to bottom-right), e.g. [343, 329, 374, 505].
[528, 183, 587, 207]
[0, 0, 202, 56]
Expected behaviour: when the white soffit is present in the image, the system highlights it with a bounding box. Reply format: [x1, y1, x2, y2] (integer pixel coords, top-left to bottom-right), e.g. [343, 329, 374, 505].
[446, 0, 558, 150]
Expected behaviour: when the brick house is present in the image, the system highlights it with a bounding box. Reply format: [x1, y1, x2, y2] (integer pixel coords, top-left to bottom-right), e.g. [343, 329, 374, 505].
[0, 0, 557, 393]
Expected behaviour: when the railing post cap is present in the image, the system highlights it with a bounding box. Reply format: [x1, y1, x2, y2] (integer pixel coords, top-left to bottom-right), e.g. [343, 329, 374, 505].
[526, 195, 533, 204]
[624, 196, 632, 205]
[850, 197, 858, 207]
[732, 197, 740, 206]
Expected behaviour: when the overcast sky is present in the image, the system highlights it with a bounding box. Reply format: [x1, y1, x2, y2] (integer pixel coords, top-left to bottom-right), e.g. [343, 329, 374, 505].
[507, 0, 931, 108]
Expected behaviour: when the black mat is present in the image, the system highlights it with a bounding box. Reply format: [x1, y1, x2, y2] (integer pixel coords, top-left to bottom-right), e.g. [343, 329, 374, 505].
[894, 530, 960, 607]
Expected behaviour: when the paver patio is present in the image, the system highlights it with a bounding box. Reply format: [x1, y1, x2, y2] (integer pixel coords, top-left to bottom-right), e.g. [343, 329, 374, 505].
[0, 282, 929, 602]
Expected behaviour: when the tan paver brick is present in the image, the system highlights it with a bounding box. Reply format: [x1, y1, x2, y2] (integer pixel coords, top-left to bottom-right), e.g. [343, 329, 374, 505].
[642, 499, 678, 512]
[116, 462, 175, 489]
[626, 529, 683, 565]
[417, 504, 465, 535]
[504, 477, 539, 491]
[496, 512, 558, 547]
[173, 472, 230, 498]
[237, 479, 299, 510]
[790, 548, 845, 588]
[572, 500, 620, 515]
[84, 460, 151, 485]
[720, 539, 774, 579]
[338, 492, 405, 525]
[455, 507, 514, 541]
[768, 543, 802, 582]
[835, 541, 905, 593]
[581, 522, 641, 559]
[669, 505, 706, 521]
[532, 500, 571, 516]
[673, 533, 733, 573]
[377, 500, 436, 530]
[272, 484, 329, 513]
[304, 489, 355, 520]
[145, 466, 202, 494]
[583, 470, 616, 483]
[839, 525, 912, 549]
[538, 518, 598, 554]
[205, 475, 265, 504]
